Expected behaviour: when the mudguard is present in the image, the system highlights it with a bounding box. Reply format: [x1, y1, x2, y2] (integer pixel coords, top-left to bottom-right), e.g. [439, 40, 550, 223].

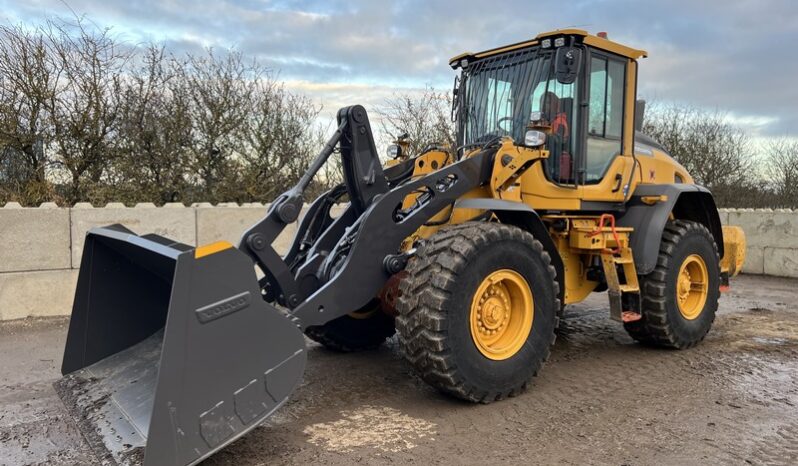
[453, 197, 565, 304]
[617, 184, 724, 275]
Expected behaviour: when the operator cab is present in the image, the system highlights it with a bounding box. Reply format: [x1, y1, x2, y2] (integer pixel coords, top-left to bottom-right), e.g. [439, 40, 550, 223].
[450, 30, 655, 208]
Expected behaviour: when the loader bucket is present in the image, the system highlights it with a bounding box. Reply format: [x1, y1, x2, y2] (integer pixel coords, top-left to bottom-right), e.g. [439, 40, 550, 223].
[55, 225, 307, 466]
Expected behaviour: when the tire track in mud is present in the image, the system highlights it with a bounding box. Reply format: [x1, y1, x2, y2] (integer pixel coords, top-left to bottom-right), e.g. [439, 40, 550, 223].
[747, 422, 798, 466]
[542, 305, 798, 465]
[206, 305, 798, 466]
[4, 280, 798, 466]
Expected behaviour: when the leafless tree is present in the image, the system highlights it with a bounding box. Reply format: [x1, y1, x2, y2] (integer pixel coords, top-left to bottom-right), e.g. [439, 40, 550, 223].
[763, 138, 798, 208]
[239, 82, 332, 201]
[111, 46, 193, 203]
[42, 17, 130, 204]
[3, 14, 790, 209]
[642, 104, 755, 206]
[0, 23, 61, 204]
[179, 49, 259, 202]
[376, 87, 455, 157]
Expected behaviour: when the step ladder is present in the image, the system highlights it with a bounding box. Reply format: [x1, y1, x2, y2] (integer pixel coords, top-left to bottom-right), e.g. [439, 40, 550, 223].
[600, 245, 642, 322]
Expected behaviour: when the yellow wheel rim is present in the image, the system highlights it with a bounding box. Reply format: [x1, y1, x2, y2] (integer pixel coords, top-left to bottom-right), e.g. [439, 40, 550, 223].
[348, 308, 377, 319]
[676, 254, 709, 320]
[469, 269, 534, 360]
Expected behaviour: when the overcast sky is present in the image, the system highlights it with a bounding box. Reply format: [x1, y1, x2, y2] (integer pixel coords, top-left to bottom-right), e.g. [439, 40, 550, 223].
[3, 0, 797, 140]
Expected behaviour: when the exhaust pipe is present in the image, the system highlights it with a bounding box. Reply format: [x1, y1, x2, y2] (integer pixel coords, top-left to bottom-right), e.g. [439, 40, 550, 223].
[55, 225, 306, 465]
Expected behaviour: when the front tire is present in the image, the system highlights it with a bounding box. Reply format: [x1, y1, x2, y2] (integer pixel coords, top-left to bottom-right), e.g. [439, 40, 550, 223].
[624, 220, 720, 349]
[396, 222, 560, 403]
[305, 301, 395, 352]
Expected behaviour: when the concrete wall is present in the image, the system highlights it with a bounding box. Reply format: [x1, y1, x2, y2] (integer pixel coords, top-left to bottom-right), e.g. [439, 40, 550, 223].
[0, 204, 795, 320]
[0, 202, 301, 320]
[721, 209, 798, 277]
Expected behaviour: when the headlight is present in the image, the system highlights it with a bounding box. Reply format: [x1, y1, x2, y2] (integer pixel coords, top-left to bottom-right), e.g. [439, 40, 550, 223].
[524, 130, 546, 147]
[529, 111, 543, 122]
[387, 144, 402, 159]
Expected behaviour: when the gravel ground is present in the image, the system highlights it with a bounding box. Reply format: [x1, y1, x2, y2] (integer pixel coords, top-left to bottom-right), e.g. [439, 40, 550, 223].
[1, 274, 797, 465]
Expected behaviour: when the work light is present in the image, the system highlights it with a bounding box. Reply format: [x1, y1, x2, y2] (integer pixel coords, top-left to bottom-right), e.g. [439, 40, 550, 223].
[524, 130, 546, 147]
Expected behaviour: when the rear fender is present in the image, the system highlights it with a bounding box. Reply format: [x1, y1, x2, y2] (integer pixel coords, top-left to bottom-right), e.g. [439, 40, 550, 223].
[617, 184, 724, 275]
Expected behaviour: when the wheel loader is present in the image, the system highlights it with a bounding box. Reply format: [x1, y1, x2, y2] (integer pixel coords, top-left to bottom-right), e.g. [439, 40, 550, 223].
[54, 29, 747, 465]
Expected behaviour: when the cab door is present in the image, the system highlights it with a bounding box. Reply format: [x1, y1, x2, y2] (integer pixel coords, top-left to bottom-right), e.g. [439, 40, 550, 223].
[578, 51, 637, 204]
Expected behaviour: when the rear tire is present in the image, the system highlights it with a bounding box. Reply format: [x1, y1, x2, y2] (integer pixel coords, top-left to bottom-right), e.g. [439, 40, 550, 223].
[305, 301, 395, 352]
[624, 220, 720, 349]
[396, 222, 560, 403]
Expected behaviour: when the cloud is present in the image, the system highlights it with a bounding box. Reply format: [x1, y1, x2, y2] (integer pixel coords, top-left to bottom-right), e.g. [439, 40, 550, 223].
[2, 0, 797, 136]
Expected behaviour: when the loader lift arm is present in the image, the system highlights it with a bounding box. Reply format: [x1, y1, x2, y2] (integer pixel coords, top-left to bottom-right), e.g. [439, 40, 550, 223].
[239, 105, 493, 327]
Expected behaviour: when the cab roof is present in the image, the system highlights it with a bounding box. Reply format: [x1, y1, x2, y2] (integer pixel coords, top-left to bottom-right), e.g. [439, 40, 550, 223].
[449, 29, 648, 69]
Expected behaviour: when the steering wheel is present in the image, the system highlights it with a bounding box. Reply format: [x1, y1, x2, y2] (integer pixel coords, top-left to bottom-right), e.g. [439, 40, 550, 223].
[496, 116, 514, 134]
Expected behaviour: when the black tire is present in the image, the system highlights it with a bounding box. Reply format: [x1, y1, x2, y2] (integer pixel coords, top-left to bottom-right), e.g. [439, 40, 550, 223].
[624, 220, 720, 349]
[305, 301, 395, 352]
[395, 222, 560, 403]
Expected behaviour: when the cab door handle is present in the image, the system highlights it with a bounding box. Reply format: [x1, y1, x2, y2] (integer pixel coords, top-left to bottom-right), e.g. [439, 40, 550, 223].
[611, 173, 623, 193]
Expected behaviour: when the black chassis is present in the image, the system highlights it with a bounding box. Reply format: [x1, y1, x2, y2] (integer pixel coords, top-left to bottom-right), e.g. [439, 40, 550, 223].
[238, 105, 495, 329]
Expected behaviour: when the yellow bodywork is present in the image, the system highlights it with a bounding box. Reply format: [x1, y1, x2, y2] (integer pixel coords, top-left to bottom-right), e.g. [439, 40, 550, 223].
[721, 226, 746, 277]
[399, 29, 746, 315]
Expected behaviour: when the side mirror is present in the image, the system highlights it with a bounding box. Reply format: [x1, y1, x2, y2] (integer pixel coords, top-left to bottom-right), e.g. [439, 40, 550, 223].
[554, 46, 582, 85]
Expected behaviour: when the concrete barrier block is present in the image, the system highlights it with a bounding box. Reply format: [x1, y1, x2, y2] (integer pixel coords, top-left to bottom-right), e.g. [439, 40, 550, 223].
[0, 206, 71, 273]
[196, 206, 265, 247]
[0, 269, 79, 320]
[717, 209, 729, 225]
[741, 246, 764, 275]
[71, 205, 196, 267]
[727, 210, 798, 249]
[763, 247, 798, 278]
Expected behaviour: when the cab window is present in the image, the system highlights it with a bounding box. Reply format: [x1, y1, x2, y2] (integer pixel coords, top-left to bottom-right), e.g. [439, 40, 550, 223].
[586, 56, 625, 183]
[486, 78, 513, 132]
[531, 78, 578, 185]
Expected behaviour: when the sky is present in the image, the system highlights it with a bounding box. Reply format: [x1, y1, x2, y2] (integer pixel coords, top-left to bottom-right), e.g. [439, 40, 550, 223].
[2, 0, 797, 142]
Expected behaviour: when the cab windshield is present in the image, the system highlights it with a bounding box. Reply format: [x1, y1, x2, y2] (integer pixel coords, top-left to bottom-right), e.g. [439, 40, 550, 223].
[455, 47, 579, 183]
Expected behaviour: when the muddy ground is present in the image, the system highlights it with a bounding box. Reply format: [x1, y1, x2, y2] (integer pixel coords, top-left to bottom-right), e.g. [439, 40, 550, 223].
[1, 274, 797, 465]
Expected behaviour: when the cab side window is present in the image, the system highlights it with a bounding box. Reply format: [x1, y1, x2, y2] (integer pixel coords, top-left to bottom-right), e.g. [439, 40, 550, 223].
[586, 56, 625, 183]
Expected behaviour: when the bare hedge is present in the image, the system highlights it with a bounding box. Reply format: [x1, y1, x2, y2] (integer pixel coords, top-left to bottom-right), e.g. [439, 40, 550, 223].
[0, 17, 338, 206]
[1, 17, 794, 209]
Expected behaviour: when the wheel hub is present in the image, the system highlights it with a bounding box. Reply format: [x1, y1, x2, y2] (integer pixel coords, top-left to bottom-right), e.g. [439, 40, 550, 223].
[676, 254, 709, 320]
[470, 269, 534, 360]
[476, 287, 511, 334]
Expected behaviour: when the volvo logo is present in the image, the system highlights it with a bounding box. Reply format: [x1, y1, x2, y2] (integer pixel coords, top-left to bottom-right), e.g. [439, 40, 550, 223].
[195, 292, 251, 323]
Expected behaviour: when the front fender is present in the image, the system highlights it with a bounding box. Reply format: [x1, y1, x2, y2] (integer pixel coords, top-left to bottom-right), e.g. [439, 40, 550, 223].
[454, 198, 564, 306]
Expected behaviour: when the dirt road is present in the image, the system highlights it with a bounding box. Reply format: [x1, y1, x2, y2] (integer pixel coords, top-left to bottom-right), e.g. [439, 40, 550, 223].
[1, 274, 797, 465]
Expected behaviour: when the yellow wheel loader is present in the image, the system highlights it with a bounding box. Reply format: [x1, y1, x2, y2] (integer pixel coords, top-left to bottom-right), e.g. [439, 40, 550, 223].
[55, 29, 747, 465]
